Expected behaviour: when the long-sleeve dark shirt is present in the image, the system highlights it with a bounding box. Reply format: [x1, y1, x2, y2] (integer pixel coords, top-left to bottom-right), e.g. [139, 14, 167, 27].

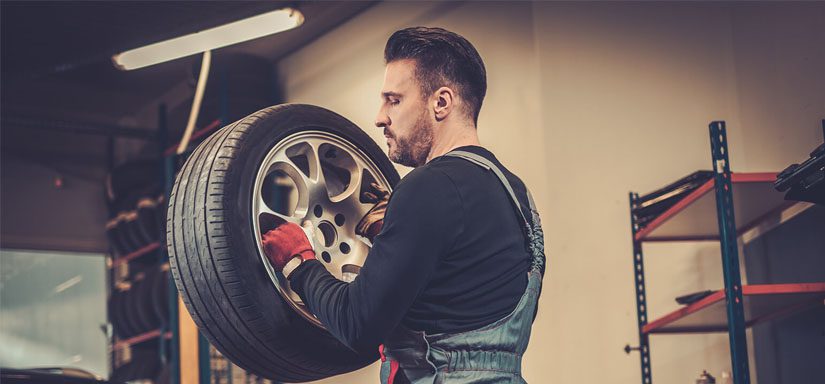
[289, 145, 532, 353]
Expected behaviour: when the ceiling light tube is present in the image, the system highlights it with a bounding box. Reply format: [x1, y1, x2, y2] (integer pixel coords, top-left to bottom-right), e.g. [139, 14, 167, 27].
[113, 8, 303, 70]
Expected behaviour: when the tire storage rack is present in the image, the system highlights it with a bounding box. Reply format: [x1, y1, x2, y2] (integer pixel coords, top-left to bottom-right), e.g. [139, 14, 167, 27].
[626, 121, 825, 384]
[106, 127, 176, 383]
[106, 106, 280, 384]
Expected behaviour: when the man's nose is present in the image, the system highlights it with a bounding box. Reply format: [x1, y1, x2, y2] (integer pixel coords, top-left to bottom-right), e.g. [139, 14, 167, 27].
[375, 108, 390, 129]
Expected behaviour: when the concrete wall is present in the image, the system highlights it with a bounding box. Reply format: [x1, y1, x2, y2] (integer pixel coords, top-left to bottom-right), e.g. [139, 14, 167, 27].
[277, 1, 824, 383]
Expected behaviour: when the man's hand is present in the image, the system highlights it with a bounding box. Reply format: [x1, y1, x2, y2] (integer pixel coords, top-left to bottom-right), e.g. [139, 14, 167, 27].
[355, 182, 390, 241]
[262, 221, 316, 278]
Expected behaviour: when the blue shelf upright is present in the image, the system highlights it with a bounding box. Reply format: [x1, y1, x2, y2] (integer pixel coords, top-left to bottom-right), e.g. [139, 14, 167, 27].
[709, 121, 750, 384]
[628, 192, 653, 384]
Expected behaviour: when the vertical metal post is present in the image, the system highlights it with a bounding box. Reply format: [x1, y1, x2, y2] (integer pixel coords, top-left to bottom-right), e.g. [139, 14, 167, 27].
[198, 335, 211, 384]
[709, 121, 750, 384]
[159, 103, 181, 384]
[629, 193, 652, 384]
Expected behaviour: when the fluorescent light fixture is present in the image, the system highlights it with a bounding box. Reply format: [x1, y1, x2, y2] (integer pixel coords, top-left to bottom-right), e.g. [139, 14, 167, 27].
[113, 8, 303, 70]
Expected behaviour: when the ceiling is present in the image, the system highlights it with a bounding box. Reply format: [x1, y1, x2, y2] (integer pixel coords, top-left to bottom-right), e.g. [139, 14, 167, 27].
[0, 1, 376, 177]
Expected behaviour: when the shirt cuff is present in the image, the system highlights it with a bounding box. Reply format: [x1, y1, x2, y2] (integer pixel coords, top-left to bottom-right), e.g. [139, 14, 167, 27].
[286, 259, 324, 298]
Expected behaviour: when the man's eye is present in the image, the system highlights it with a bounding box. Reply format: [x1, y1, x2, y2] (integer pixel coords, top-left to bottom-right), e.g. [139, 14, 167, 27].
[390, 99, 400, 105]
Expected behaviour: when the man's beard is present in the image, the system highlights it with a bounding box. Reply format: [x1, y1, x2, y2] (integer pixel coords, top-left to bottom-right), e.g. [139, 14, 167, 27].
[388, 111, 433, 168]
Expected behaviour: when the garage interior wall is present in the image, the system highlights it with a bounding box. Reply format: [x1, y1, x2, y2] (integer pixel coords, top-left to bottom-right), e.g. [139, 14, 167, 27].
[277, 2, 825, 383]
[0, 160, 109, 252]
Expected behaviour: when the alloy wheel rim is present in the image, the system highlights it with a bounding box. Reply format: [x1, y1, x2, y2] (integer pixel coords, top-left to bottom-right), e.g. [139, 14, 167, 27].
[252, 130, 392, 326]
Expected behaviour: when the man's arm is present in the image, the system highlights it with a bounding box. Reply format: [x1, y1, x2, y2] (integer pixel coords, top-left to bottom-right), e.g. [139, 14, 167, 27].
[288, 167, 463, 353]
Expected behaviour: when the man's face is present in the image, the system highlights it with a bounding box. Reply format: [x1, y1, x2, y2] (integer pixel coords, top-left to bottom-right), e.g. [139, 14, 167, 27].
[375, 59, 434, 168]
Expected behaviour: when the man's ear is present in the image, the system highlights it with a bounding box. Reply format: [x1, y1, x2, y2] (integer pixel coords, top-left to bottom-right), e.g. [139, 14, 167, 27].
[433, 86, 455, 121]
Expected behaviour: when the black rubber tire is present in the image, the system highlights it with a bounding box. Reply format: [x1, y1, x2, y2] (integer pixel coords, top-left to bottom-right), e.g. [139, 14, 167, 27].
[110, 216, 137, 256]
[111, 286, 140, 339]
[136, 196, 161, 243]
[111, 348, 160, 383]
[106, 218, 128, 257]
[132, 270, 161, 333]
[151, 264, 170, 326]
[130, 349, 162, 381]
[166, 104, 400, 382]
[121, 210, 153, 250]
[121, 285, 143, 338]
[113, 214, 141, 255]
[109, 290, 130, 339]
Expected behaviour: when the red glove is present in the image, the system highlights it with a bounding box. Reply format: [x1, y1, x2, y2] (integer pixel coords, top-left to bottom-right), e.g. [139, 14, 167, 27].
[261, 222, 315, 274]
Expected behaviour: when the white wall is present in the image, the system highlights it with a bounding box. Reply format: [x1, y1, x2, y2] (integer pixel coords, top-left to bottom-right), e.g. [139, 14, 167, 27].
[277, 2, 825, 383]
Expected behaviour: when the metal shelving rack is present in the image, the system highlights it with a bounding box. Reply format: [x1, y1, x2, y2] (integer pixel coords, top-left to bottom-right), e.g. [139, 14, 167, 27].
[105, 111, 177, 381]
[626, 121, 825, 384]
[106, 111, 222, 384]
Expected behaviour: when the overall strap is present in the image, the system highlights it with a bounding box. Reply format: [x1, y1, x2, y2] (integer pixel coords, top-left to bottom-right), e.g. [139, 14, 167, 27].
[444, 150, 531, 231]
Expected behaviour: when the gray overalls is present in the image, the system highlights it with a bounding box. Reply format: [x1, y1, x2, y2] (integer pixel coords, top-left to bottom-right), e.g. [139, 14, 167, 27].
[378, 150, 546, 384]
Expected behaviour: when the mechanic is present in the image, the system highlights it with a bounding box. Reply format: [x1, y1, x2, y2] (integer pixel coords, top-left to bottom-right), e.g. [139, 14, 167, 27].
[262, 27, 545, 383]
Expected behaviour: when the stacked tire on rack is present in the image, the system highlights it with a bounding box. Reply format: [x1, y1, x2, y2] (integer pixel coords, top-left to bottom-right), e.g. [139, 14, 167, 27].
[110, 347, 167, 384]
[105, 158, 171, 384]
[105, 158, 165, 257]
[166, 104, 401, 381]
[108, 264, 170, 339]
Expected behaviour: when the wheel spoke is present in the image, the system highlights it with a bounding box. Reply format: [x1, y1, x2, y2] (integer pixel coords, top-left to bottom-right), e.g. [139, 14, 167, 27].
[270, 151, 313, 196]
[256, 196, 301, 225]
[305, 139, 327, 188]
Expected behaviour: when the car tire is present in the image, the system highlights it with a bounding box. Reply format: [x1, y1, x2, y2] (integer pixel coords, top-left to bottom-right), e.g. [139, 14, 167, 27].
[166, 104, 400, 381]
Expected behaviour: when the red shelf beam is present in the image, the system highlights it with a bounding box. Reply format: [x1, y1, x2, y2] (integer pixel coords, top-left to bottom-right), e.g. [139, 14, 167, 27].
[112, 329, 172, 350]
[635, 172, 788, 242]
[643, 283, 825, 334]
[112, 242, 160, 268]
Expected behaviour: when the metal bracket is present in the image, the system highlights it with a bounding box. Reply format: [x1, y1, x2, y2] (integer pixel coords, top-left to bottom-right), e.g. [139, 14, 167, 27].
[624, 344, 641, 354]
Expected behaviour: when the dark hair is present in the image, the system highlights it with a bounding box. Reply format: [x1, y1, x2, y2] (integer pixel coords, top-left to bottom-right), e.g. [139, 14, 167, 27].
[384, 27, 487, 125]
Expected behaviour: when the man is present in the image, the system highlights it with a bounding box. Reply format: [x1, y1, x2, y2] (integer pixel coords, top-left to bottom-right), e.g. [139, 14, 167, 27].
[262, 27, 545, 383]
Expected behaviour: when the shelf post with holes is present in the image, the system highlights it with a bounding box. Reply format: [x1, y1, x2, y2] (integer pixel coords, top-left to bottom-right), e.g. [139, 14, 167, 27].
[629, 192, 653, 384]
[709, 121, 750, 384]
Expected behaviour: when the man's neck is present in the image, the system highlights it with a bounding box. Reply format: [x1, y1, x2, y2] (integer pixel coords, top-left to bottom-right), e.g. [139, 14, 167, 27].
[426, 122, 481, 164]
